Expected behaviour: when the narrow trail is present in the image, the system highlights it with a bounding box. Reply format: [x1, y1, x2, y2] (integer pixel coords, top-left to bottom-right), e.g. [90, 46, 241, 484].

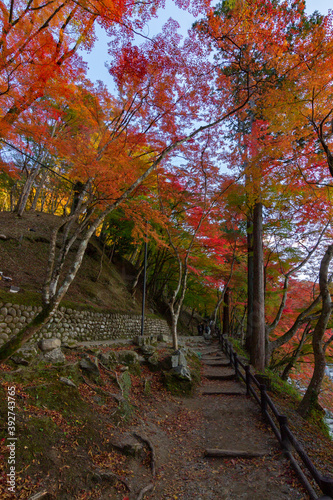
[137, 337, 308, 500]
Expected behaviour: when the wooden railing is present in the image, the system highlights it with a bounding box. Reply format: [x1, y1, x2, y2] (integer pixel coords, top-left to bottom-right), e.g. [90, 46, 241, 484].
[220, 335, 333, 500]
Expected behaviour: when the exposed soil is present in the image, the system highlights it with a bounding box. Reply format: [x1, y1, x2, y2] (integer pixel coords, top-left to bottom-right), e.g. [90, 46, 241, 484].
[1, 338, 332, 499]
[0, 211, 143, 313]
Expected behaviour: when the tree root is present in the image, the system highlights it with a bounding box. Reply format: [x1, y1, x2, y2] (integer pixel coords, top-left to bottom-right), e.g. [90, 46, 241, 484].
[80, 374, 124, 404]
[136, 482, 154, 500]
[133, 432, 156, 477]
[98, 361, 119, 384]
[91, 469, 131, 491]
[27, 490, 49, 500]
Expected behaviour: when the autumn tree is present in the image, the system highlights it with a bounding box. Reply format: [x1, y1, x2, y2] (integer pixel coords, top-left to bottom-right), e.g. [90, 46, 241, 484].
[0, 9, 256, 363]
[0, 0, 188, 139]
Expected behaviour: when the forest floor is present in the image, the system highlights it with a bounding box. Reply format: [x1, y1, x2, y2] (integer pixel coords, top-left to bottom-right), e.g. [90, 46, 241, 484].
[1, 337, 333, 500]
[0, 211, 143, 314]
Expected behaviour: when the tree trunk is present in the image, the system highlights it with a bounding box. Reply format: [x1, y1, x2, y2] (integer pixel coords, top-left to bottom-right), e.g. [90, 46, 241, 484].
[246, 213, 254, 353]
[222, 288, 230, 337]
[170, 308, 179, 351]
[0, 305, 53, 363]
[15, 166, 41, 216]
[251, 202, 265, 371]
[281, 323, 310, 381]
[30, 168, 48, 211]
[297, 245, 333, 418]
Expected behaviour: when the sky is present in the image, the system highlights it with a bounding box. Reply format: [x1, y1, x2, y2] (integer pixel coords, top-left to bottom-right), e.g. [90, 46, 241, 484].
[80, 0, 332, 89]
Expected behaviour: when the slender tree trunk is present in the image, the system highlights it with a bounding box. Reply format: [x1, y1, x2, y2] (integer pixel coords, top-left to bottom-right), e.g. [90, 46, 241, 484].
[298, 245, 333, 418]
[31, 168, 48, 211]
[246, 212, 254, 353]
[170, 306, 179, 351]
[222, 288, 230, 337]
[0, 305, 53, 362]
[281, 323, 311, 381]
[15, 167, 41, 216]
[251, 202, 265, 371]
[10, 182, 18, 212]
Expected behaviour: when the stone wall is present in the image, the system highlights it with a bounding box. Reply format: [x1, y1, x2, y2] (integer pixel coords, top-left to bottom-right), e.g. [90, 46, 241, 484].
[0, 302, 170, 346]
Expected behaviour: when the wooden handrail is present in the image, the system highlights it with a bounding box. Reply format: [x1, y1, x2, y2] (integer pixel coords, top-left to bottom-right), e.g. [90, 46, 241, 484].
[219, 334, 333, 500]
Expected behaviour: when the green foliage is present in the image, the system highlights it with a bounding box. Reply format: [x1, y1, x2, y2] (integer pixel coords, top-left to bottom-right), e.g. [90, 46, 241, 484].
[264, 368, 302, 401]
[101, 208, 136, 257]
[163, 371, 196, 396]
[228, 337, 249, 361]
[119, 370, 132, 399]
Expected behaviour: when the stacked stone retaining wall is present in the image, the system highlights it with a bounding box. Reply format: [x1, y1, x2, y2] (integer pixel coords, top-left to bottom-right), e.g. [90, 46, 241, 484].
[0, 302, 170, 345]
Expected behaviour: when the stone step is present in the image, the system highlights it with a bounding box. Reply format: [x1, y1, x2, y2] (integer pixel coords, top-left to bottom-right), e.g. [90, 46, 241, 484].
[203, 360, 231, 367]
[204, 448, 267, 459]
[201, 387, 245, 396]
[200, 349, 222, 356]
[205, 373, 236, 381]
[201, 355, 227, 361]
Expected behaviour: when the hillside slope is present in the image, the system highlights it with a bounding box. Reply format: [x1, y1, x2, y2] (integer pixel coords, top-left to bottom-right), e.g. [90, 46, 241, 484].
[0, 211, 145, 314]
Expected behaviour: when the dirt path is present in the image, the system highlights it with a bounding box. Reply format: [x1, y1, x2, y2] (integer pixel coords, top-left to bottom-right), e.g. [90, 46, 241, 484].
[122, 339, 308, 500]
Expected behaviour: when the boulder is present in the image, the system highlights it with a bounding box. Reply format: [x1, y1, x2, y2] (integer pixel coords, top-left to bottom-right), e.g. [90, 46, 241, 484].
[10, 343, 38, 365]
[157, 333, 170, 342]
[42, 347, 66, 364]
[133, 335, 154, 347]
[171, 354, 179, 368]
[171, 348, 187, 368]
[141, 345, 156, 357]
[173, 365, 192, 381]
[109, 432, 144, 457]
[59, 377, 77, 388]
[97, 351, 118, 367]
[10, 356, 29, 366]
[79, 356, 100, 376]
[147, 352, 160, 368]
[38, 338, 61, 353]
[117, 350, 139, 365]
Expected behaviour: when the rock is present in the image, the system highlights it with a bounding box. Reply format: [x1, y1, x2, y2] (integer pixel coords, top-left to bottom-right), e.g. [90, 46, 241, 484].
[157, 333, 170, 342]
[147, 352, 160, 367]
[97, 352, 110, 365]
[0, 333, 9, 341]
[13, 343, 39, 364]
[171, 354, 179, 368]
[173, 365, 192, 381]
[10, 356, 29, 366]
[171, 348, 188, 369]
[0, 234, 7, 240]
[98, 351, 118, 366]
[133, 335, 150, 346]
[110, 434, 144, 456]
[59, 377, 77, 388]
[38, 338, 61, 352]
[141, 345, 156, 357]
[79, 357, 100, 376]
[178, 349, 187, 367]
[118, 350, 139, 365]
[41, 347, 66, 364]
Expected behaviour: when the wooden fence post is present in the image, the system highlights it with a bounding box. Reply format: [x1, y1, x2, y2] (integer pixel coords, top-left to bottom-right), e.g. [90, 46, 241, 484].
[278, 415, 291, 451]
[234, 351, 239, 380]
[245, 365, 251, 396]
[260, 384, 267, 416]
[320, 476, 333, 497]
